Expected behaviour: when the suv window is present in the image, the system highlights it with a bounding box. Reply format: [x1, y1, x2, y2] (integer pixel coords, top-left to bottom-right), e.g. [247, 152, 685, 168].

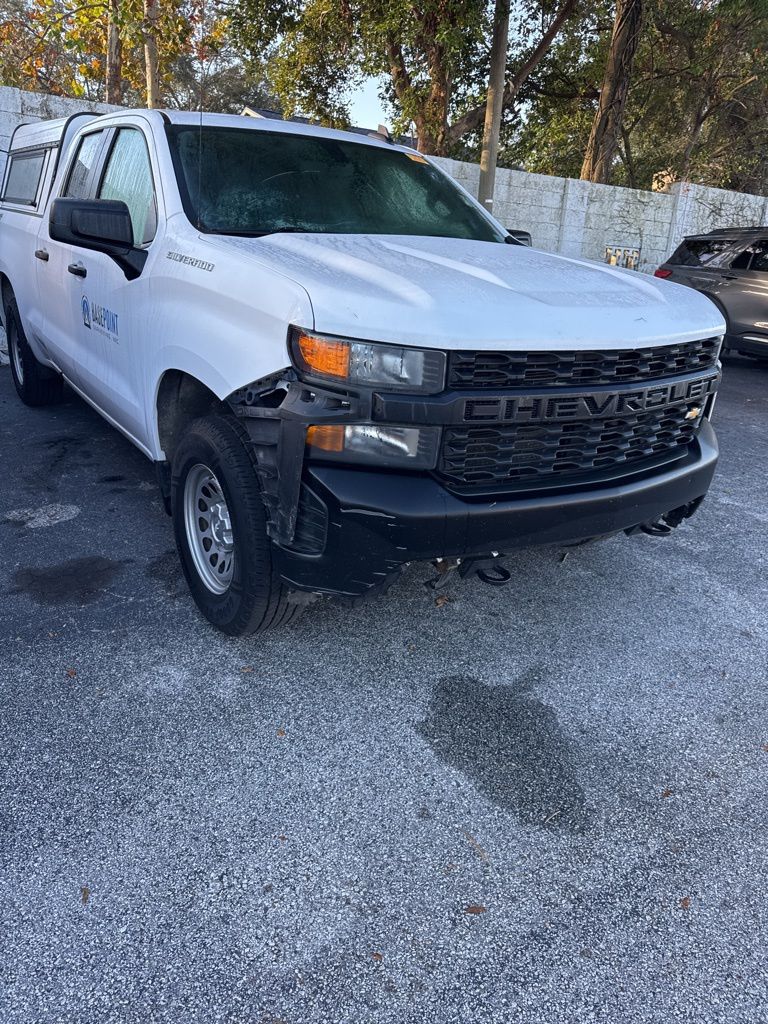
[731, 239, 768, 273]
[2, 150, 45, 206]
[64, 131, 104, 199]
[668, 237, 735, 267]
[98, 128, 157, 245]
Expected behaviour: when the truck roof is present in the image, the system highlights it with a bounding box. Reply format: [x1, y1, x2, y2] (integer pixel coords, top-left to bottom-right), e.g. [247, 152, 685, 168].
[99, 108, 410, 154]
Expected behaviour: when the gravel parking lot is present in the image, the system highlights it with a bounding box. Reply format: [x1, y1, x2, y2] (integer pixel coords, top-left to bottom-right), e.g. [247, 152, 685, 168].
[1, 355, 766, 1024]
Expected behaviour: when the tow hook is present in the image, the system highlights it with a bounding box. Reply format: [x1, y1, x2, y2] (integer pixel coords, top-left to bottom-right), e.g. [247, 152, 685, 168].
[639, 520, 674, 537]
[625, 519, 673, 537]
[462, 554, 512, 585]
[425, 553, 512, 589]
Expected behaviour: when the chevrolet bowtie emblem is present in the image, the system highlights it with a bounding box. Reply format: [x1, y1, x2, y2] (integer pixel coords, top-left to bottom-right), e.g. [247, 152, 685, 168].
[685, 406, 702, 420]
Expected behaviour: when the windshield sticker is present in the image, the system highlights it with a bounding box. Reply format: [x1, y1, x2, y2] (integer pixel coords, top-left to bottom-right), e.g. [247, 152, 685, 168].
[82, 295, 119, 340]
[166, 251, 215, 272]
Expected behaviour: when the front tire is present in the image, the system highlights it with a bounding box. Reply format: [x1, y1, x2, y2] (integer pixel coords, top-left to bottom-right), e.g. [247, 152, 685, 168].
[4, 295, 64, 406]
[171, 415, 303, 636]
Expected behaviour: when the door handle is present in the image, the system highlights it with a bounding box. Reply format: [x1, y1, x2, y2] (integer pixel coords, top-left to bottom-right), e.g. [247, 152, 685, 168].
[34, 249, 49, 262]
[67, 262, 87, 278]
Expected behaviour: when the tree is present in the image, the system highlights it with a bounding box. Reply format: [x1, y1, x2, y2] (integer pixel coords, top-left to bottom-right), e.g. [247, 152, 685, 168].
[478, 0, 510, 208]
[227, 0, 580, 155]
[143, 0, 160, 106]
[105, 0, 122, 103]
[580, 0, 643, 183]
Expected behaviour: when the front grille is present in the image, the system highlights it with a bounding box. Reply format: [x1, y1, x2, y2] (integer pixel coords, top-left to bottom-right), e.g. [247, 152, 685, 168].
[448, 337, 720, 390]
[439, 406, 699, 491]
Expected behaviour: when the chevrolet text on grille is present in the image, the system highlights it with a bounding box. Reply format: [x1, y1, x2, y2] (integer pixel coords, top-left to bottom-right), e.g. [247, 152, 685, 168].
[461, 373, 719, 423]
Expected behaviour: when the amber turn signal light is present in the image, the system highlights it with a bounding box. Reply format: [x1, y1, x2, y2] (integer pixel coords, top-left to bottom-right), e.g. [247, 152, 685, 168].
[306, 424, 345, 451]
[297, 332, 350, 379]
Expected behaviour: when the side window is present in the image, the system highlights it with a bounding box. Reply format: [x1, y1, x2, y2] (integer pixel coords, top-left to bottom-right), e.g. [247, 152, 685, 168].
[64, 131, 104, 199]
[747, 240, 768, 273]
[729, 247, 753, 271]
[2, 150, 46, 206]
[98, 128, 157, 245]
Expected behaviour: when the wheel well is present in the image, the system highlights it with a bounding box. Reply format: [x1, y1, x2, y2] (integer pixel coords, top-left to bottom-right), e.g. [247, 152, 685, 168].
[156, 370, 228, 461]
[0, 273, 13, 322]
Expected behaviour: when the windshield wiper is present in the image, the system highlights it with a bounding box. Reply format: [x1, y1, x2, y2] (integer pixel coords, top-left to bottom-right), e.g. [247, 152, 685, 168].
[218, 227, 320, 238]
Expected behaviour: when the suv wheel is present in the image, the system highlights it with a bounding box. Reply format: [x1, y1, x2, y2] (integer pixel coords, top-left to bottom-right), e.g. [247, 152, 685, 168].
[5, 295, 64, 406]
[171, 415, 303, 635]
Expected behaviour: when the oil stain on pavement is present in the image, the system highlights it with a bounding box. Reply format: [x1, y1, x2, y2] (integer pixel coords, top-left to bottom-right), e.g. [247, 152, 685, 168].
[418, 672, 589, 831]
[9, 556, 129, 605]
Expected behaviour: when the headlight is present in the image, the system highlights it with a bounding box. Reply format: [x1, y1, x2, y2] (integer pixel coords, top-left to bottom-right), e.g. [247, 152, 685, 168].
[291, 328, 446, 394]
[306, 424, 440, 468]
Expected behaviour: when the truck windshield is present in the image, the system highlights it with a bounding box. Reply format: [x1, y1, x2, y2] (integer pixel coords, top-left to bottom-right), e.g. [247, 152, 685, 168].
[167, 125, 504, 243]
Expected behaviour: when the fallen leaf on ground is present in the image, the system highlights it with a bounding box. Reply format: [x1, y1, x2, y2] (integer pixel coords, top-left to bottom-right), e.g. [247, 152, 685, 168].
[81, 886, 90, 904]
[276, 728, 286, 738]
[65, 668, 77, 678]
[371, 952, 383, 962]
[662, 788, 673, 798]
[240, 666, 254, 673]
[463, 831, 489, 862]
[679, 896, 691, 910]
[277, 835, 287, 842]
[464, 904, 487, 915]
[434, 594, 452, 608]
[762, 743, 768, 753]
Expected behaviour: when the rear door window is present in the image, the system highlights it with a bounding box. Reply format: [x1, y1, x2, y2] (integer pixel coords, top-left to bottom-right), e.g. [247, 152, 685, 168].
[668, 237, 735, 267]
[64, 131, 105, 199]
[2, 150, 46, 206]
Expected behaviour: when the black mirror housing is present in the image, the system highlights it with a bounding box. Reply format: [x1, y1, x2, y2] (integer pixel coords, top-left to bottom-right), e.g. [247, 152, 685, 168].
[505, 229, 532, 246]
[50, 198, 134, 253]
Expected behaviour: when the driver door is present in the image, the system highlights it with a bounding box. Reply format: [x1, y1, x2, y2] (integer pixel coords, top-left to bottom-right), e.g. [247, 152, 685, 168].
[70, 125, 158, 446]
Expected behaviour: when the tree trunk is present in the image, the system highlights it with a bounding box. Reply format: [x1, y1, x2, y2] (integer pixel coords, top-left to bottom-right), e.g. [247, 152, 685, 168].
[478, 0, 510, 211]
[144, 0, 161, 108]
[580, 0, 643, 184]
[447, 0, 577, 147]
[105, 0, 122, 105]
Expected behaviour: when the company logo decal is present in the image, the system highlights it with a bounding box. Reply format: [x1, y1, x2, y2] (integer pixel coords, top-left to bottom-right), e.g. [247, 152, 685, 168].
[166, 251, 215, 272]
[82, 295, 119, 340]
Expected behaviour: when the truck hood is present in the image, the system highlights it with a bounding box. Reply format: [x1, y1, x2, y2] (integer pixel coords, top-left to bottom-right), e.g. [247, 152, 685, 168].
[211, 233, 725, 351]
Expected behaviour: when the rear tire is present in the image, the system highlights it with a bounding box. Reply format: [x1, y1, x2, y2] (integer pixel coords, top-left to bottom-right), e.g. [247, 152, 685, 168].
[171, 415, 303, 636]
[4, 295, 64, 407]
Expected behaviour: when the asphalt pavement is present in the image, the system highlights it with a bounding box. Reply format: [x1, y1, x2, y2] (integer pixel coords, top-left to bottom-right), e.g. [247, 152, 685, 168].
[1, 355, 766, 1024]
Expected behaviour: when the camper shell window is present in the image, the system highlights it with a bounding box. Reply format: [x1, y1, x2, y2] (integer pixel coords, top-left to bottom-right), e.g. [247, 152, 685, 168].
[2, 150, 47, 207]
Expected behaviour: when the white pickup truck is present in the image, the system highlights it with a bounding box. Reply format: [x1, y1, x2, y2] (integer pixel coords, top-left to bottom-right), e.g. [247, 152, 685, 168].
[0, 109, 724, 634]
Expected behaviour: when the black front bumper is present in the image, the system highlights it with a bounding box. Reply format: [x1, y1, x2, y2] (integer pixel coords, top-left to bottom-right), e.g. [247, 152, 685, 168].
[275, 419, 718, 597]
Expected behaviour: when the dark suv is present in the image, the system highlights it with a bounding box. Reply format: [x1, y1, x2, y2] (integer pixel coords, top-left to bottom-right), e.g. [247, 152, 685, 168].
[655, 227, 768, 360]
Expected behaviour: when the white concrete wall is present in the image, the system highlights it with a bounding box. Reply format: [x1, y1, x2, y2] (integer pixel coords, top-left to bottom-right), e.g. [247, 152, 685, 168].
[434, 157, 768, 273]
[0, 86, 117, 182]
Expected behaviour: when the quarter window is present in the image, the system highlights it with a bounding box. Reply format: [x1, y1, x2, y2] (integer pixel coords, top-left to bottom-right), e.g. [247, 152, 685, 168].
[2, 151, 45, 206]
[98, 128, 157, 245]
[64, 132, 104, 199]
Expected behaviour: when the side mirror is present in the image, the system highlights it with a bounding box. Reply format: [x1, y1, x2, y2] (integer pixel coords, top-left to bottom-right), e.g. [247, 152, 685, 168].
[505, 229, 532, 246]
[50, 198, 134, 253]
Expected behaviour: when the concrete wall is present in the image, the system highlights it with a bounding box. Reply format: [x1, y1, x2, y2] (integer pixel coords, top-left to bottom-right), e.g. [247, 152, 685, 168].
[1, 86, 768, 276]
[435, 157, 768, 272]
[0, 86, 117, 182]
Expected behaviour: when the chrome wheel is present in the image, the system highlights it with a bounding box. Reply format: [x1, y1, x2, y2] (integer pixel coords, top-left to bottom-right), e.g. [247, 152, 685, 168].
[9, 321, 24, 385]
[183, 463, 235, 594]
